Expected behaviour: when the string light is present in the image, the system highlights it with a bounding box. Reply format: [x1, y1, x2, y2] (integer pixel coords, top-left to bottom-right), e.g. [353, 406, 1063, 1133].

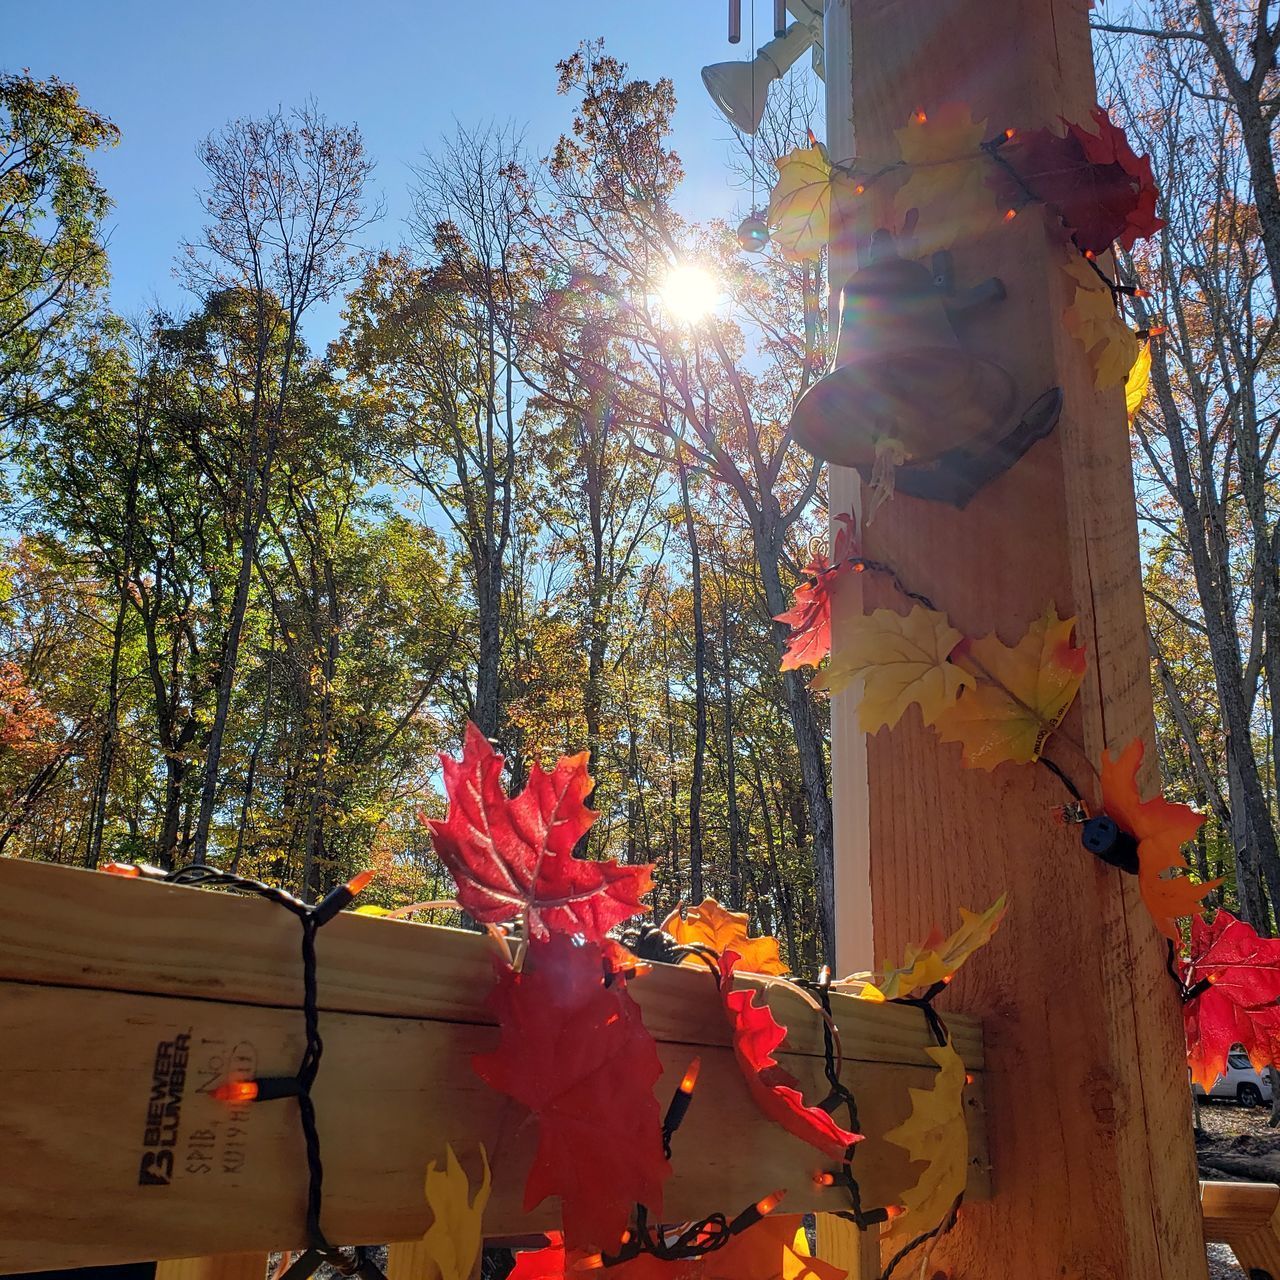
[102, 860, 377, 1280]
[662, 1056, 701, 1156]
[728, 1189, 787, 1234]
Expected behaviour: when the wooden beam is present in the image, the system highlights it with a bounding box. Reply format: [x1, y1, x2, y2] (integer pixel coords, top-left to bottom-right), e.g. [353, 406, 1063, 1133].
[1202, 1181, 1280, 1279]
[815, 1213, 879, 1280]
[826, 2, 1207, 1277]
[0, 859, 987, 1271]
[155, 1256, 269, 1280]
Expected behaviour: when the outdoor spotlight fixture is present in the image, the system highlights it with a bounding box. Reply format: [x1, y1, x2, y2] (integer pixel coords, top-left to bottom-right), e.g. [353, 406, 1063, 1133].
[701, 19, 819, 135]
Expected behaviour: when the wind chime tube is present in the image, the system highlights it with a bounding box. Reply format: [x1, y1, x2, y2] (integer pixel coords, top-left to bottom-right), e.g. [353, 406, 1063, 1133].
[728, 0, 741, 43]
[774, 0, 787, 37]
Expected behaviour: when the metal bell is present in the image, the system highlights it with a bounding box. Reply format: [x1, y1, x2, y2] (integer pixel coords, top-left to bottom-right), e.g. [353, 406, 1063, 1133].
[787, 230, 1016, 469]
[737, 213, 770, 252]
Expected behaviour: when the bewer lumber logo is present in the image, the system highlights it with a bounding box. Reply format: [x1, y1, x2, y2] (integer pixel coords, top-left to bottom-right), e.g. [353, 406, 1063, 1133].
[137, 1031, 191, 1186]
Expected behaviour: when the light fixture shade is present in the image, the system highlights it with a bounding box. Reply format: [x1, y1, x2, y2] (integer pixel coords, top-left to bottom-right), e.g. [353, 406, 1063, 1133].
[701, 22, 815, 136]
[701, 59, 773, 135]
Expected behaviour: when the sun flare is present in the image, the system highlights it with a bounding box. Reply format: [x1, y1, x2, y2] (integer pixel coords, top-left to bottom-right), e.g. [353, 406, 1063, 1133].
[658, 262, 720, 324]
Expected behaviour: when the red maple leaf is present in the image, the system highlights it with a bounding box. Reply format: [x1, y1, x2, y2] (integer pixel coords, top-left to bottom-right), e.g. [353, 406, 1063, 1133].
[1181, 911, 1280, 1090]
[427, 722, 651, 941]
[774, 513, 857, 671]
[473, 935, 671, 1249]
[1100, 738, 1218, 941]
[1000, 107, 1163, 253]
[720, 951, 861, 1161]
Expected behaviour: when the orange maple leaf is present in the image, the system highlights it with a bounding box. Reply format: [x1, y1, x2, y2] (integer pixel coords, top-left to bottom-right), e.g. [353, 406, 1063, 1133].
[660, 899, 788, 975]
[1100, 738, 1218, 940]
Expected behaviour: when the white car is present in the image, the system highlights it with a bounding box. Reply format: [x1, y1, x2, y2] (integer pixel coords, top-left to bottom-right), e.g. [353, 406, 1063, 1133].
[1192, 1048, 1274, 1107]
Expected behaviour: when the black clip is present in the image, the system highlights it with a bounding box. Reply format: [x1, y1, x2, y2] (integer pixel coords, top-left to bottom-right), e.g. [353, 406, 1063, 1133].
[1081, 815, 1140, 876]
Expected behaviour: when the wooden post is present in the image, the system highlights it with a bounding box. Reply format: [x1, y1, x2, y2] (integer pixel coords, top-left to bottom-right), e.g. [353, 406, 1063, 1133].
[825, 1, 1208, 1277]
[155, 1255, 268, 1280]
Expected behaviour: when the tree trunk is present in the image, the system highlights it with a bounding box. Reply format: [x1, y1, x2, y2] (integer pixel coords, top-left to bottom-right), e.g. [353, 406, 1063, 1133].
[678, 462, 706, 903]
[720, 588, 743, 909]
[755, 512, 835, 965]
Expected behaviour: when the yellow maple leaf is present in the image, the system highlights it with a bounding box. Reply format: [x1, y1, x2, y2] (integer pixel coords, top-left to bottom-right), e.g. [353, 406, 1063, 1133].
[876, 895, 1008, 1000]
[1126, 340, 1151, 422]
[768, 142, 832, 262]
[933, 606, 1086, 770]
[422, 1144, 491, 1280]
[1062, 254, 1140, 390]
[812, 605, 971, 730]
[660, 898, 788, 975]
[893, 104, 996, 250]
[883, 1038, 968, 1246]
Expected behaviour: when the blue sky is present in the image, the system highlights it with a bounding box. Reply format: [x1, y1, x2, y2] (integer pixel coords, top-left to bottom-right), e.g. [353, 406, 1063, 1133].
[8, 0, 770, 345]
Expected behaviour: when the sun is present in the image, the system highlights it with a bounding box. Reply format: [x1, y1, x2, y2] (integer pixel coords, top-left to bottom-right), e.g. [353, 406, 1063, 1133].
[658, 262, 721, 324]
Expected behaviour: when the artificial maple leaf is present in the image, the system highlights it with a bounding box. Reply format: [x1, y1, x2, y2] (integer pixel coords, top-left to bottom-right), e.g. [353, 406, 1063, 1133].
[661, 899, 788, 975]
[1101, 738, 1217, 941]
[769, 142, 832, 262]
[893, 104, 995, 250]
[933, 606, 1086, 770]
[1181, 911, 1280, 1090]
[701, 1214, 848, 1280]
[1002, 109, 1163, 253]
[472, 935, 670, 1248]
[875, 896, 1008, 1000]
[775, 513, 857, 671]
[506, 1216, 845, 1280]
[1126, 340, 1151, 422]
[720, 950, 861, 1161]
[1060, 254, 1140, 390]
[422, 1144, 491, 1280]
[428, 722, 651, 941]
[811, 605, 970, 728]
[883, 1038, 968, 1246]
[507, 1235, 571, 1280]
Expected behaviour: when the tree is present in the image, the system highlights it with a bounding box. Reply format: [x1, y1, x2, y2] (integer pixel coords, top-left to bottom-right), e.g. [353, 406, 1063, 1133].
[180, 104, 375, 866]
[1099, 13, 1280, 925]
[0, 73, 117, 437]
[537, 45, 835, 957]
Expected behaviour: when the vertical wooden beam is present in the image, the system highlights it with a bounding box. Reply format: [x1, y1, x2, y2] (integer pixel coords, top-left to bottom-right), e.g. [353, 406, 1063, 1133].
[155, 1255, 268, 1280]
[823, 0, 875, 980]
[816, 1213, 880, 1280]
[826, 1, 1207, 1277]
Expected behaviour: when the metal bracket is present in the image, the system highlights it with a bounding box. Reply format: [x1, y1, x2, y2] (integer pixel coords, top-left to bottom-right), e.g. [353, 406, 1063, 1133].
[888, 387, 1064, 508]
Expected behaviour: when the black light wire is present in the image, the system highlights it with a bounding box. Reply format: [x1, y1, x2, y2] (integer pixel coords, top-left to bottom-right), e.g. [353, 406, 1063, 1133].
[140, 863, 386, 1280]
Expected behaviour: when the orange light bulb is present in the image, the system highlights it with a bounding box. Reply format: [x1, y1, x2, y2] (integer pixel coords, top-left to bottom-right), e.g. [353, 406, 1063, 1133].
[680, 1057, 702, 1094]
[1004, 208, 1018, 222]
[914, 109, 928, 124]
[345, 868, 375, 895]
[814, 1172, 837, 1187]
[755, 1190, 786, 1216]
[965, 1073, 974, 1085]
[212, 1080, 259, 1105]
[884, 1205, 904, 1220]
[1004, 127, 1017, 140]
